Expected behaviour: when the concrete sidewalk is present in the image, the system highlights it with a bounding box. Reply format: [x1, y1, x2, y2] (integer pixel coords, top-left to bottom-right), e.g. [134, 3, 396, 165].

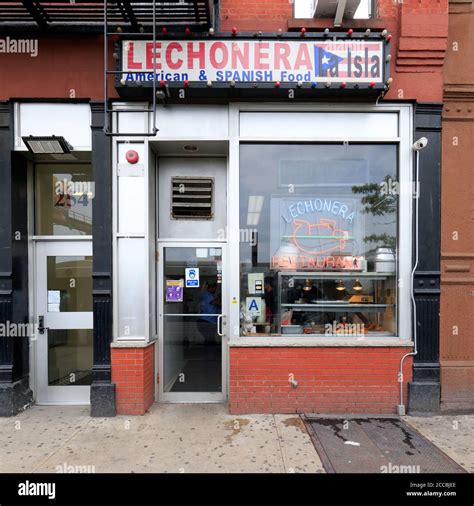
[1, 404, 472, 474]
[0, 404, 324, 473]
[404, 415, 474, 473]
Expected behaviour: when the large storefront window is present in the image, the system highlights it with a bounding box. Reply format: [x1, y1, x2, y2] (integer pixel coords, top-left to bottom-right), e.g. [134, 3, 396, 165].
[35, 164, 93, 236]
[239, 144, 398, 337]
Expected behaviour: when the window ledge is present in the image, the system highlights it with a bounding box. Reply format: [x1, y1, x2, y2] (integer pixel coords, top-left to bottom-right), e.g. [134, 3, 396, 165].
[288, 19, 383, 31]
[111, 338, 157, 348]
[229, 336, 413, 347]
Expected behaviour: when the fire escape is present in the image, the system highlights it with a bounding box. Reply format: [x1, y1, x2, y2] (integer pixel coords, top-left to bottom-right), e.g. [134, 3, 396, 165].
[0, 0, 217, 135]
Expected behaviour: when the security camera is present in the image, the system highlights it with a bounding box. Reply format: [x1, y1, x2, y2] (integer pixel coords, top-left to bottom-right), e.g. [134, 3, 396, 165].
[412, 137, 428, 151]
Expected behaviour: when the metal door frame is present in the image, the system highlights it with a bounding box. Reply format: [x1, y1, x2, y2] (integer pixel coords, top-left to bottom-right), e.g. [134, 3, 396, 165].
[34, 240, 93, 405]
[157, 241, 228, 403]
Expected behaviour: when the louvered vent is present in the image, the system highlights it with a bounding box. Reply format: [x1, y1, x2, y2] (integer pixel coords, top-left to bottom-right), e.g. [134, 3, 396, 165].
[171, 177, 214, 220]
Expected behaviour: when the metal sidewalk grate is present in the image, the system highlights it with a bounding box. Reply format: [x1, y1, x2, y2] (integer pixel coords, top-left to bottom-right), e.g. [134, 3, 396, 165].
[303, 416, 466, 474]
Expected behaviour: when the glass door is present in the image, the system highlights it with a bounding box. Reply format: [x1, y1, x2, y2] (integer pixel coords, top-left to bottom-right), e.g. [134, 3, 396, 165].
[158, 244, 227, 402]
[35, 241, 93, 404]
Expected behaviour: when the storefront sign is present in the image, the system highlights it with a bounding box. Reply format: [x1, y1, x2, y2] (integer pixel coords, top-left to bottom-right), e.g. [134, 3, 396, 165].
[270, 195, 365, 271]
[121, 38, 385, 84]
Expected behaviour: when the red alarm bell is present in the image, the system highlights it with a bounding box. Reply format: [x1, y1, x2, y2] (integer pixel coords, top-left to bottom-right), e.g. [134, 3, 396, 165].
[125, 150, 139, 164]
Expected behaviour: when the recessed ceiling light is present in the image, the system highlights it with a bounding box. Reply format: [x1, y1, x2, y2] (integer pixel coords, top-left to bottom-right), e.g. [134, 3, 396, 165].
[183, 145, 198, 152]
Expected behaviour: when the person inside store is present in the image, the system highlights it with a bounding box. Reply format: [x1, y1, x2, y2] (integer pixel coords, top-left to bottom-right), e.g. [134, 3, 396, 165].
[197, 282, 221, 345]
[264, 276, 277, 331]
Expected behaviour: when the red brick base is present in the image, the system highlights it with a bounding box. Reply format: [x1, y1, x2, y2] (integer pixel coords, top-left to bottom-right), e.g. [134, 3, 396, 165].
[229, 347, 413, 414]
[111, 344, 155, 415]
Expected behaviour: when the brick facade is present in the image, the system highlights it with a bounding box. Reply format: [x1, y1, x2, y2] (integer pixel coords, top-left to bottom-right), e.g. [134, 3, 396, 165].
[229, 347, 413, 414]
[440, 0, 474, 411]
[111, 345, 155, 415]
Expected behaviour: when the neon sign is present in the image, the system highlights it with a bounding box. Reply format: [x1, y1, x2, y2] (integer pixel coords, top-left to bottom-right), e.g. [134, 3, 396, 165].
[270, 196, 364, 271]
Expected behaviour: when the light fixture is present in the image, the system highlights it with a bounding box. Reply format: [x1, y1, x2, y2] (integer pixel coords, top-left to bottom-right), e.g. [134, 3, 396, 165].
[303, 279, 313, 292]
[335, 280, 345, 291]
[22, 135, 73, 154]
[183, 145, 198, 152]
[353, 279, 363, 292]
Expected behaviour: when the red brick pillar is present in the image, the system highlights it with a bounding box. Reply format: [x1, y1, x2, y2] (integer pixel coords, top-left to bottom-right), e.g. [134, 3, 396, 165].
[111, 343, 155, 415]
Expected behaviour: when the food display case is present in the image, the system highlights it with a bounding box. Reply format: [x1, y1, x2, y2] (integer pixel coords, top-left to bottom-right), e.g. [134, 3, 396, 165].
[277, 271, 396, 336]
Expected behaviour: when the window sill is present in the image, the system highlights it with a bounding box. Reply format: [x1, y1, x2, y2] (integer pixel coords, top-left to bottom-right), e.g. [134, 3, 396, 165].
[229, 336, 413, 347]
[288, 19, 383, 31]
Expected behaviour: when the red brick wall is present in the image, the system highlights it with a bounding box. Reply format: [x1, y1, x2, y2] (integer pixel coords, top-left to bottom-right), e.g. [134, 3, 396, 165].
[220, 0, 292, 32]
[229, 347, 413, 414]
[0, 36, 117, 101]
[111, 344, 155, 415]
[0, 0, 448, 103]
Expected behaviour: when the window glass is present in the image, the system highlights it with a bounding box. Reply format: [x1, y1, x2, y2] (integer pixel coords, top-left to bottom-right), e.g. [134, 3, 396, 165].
[35, 164, 93, 235]
[48, 329, 93, 386]
[47, 256, 93, 312]
[239, 144, 398, 337]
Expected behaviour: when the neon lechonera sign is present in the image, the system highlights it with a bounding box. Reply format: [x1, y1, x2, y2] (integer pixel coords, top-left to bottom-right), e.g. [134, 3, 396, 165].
[271, 197, 363, 271]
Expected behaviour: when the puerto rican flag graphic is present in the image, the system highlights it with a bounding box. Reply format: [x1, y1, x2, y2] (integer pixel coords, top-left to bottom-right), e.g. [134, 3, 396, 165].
[313, 43, 382, 81]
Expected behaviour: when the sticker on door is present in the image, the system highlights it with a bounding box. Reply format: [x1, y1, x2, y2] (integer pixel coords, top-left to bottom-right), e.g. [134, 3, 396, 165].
[185, 267, 200, 288]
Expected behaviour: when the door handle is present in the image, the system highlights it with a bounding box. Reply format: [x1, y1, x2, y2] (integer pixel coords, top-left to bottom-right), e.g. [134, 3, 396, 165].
[217, 314, 225, 337]
[38, 315, 49, 335]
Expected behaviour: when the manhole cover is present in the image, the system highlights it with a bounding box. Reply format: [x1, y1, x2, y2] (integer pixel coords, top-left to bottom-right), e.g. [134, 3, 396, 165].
[303, 416, 466, 474]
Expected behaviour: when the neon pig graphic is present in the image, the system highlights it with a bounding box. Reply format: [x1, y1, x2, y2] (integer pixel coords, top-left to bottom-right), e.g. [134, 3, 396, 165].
[290, 218, 352, 255]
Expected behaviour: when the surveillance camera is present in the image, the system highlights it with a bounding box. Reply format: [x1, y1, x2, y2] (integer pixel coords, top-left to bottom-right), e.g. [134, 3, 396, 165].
[412, 137, 428, 151]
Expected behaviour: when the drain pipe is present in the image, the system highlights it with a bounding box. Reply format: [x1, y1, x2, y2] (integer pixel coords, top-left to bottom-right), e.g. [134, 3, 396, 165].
[397, 138, 428, 416]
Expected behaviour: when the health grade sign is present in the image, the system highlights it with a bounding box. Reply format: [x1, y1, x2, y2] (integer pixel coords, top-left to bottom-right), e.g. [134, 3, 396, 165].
[122, 39, 384, 84]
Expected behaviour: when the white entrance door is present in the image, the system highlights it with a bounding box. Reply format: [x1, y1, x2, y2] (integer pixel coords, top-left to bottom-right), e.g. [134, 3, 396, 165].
[158, 243, 227, 402]
[35, 241, 93, 404]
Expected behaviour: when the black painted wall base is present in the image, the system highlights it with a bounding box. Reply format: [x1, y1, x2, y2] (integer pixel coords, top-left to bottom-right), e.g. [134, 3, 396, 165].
[0, 377, 33, 417]
[90, 383, 116, 417]
[408, 382, 441, 415]
[407, 362, 441, 415]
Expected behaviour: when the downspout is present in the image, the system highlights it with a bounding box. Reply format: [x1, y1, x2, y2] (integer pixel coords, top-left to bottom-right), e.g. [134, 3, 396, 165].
[397, 140, 427, 416]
